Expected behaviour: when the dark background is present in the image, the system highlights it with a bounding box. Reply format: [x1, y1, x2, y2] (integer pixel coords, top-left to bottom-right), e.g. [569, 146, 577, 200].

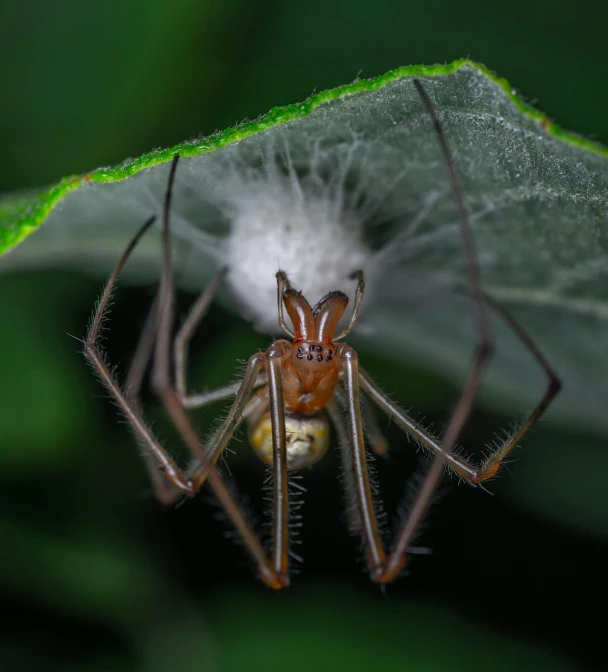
[1, 1, 607, 670]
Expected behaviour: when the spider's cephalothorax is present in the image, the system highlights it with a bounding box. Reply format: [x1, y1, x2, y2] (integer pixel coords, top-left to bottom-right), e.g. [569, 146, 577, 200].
[84, 79, 560, 590]
[277, 288, 348, 415]
[247, 286, 351, 470]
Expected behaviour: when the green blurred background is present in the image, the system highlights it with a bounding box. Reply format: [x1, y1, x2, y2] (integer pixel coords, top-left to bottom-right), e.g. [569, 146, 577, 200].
[1, 1, 607, 670]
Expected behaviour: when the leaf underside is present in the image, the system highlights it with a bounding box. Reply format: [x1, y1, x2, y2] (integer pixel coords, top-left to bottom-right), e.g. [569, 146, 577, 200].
[1, 59, 607, 431]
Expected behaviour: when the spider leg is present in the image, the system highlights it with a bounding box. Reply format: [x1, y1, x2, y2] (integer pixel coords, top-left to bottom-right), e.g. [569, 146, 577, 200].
[264, 343, 291, 585]
[335, 80, 561, 583]
[326, 398, 363, 535]
[338, 345, 387, 578]
[173, 352, 288, 588]
[82, 203, 270, 581]
[125, 291, 160, 404]
[148, 154, 288, 589]
[339, 344, 482, 582]
[359, 369, 483, 482]
[121, 250, 266, 502]
[181, 381, 262, 410]
[333, 386, 388, 457]
[121, 290, 181, 505]
[149, 155, 251, 478]
[123, 283, 263, 505]
[358, 285, 561, 484]
[352, 80, 560, 582]
[350, 277, 560, 584]
[371, 79, 495, 582]
[185, 352, 264, 491]
[83, 216, 195, 496]
[361, 392, 389, 456]
[124, 260, 265, 416]
[174, 270, 267, 409]
[361, 290, 561, 583]
[473, 293, 561, 474]
[174, 268, 226, 405]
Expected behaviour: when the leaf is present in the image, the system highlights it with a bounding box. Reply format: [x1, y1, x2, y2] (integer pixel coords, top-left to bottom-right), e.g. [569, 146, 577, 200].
[1, 60, 607, 431]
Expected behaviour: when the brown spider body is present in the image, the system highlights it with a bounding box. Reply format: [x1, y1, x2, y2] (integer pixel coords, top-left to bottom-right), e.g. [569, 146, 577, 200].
[280, 289, 348, 414]
[247, 288, 350, 470]
[84, 79, 561, 589]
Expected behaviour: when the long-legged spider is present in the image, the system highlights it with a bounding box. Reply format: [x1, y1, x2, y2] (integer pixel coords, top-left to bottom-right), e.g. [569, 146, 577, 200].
[84, 80, 561, 588]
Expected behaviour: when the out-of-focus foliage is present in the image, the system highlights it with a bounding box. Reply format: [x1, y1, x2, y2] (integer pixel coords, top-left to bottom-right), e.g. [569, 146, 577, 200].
[1, 1, 606, 670]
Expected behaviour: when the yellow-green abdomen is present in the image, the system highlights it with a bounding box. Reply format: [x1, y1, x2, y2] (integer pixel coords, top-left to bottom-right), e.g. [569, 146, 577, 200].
[249, 412, 330, 471]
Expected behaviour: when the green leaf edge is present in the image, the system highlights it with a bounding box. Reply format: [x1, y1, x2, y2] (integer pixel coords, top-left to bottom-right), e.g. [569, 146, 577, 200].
[2, 58, 607, 257]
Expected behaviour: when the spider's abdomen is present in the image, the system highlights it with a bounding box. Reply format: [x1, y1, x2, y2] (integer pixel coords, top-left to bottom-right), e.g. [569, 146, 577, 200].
[249, 411, 330, 471]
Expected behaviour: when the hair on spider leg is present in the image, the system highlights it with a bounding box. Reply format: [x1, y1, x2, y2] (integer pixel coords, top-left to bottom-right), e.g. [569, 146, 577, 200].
[66, 331, 86, 346]
[366, 455, 389, 525]
[485, 417, 526, 453]
[347, 439, 390, 540]
[346, 455, 391, 577]
[288, 550, 305, 565]
[407, 546, 434, 556]
[261, 468, 307, 564]
[206, 479, 259, 548]
[388, 459, 447, 566]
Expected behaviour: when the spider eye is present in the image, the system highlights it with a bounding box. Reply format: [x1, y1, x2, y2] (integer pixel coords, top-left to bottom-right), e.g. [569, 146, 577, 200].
[317, 354, 323, 362]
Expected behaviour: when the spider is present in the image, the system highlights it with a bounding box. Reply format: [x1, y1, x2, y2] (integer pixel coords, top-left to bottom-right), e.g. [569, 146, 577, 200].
[84, 80, 561, 589]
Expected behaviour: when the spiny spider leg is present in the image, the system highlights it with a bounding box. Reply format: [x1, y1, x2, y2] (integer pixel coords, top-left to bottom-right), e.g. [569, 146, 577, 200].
[123, 283, 256, 506]
[172, 267, 267, 410]
[360, 391, 389, 457]
[123, 263, 229, 411]
[125, 292, 160, 405]
[478, 294, 561, 464]
[123, 265, 267, 505]
[371, 79, 495, 581]
[121, 289, 179, 505]
[338, 345, 387, 573]
[125, 264, 266, 414]
[265, 344, 290, 580]
[332, 386, 388, 457]
[326, 398, 364, 536]
[358, 289, 562, 483]
[85, 155, 289, 588]
[122, 265, 244, 502]
[83, 216, 195, 496]
[335, 79, 560, 583]
[174, 268, 225, 405]
[341, 319, 560, 582]
[147, 154, 290, 588]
